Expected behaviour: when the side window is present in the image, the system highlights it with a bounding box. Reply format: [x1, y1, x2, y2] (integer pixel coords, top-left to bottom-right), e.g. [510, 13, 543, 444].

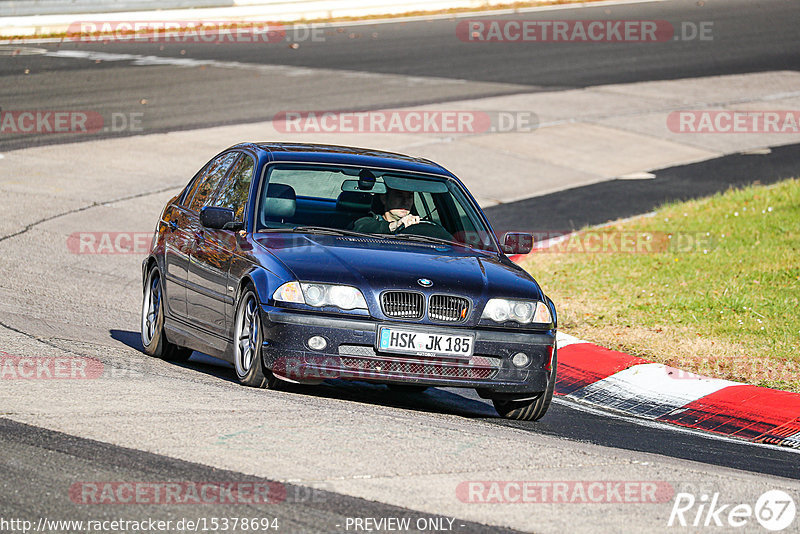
[447, 186, 493, 249]
[415, 192, 443, 225]
[187, 152, 239, 212]
[181, 164, 211, 207]
[211, 154, 254, 221]
[451, 194, 472, 231]
[268, 168, 343, 200]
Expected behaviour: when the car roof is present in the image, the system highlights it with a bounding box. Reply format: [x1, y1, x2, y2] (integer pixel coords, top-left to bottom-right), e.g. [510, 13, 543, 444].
[230, 142, 454, 177]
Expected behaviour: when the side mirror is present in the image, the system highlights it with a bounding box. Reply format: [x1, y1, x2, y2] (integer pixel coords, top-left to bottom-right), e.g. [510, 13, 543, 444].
[200, 206, 242, 230]
[501, 232, 533, 255]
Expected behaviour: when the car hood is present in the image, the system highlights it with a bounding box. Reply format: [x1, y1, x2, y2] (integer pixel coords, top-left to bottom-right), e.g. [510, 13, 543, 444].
[253, 233, 543, 304]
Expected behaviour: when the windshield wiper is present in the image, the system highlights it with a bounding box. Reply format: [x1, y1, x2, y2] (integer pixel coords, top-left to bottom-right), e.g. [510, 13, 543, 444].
[290, 226, 380, 238]
[389, 233, 498, 253]
[389, 233, 467, 248]
[262, 226, 496, 252]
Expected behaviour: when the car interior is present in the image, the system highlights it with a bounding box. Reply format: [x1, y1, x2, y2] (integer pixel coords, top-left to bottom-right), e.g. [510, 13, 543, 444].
[256, 167, 497, 250]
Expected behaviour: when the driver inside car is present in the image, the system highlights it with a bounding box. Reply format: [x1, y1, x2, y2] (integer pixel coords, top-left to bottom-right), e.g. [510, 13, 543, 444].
[353, 186, 422, 234]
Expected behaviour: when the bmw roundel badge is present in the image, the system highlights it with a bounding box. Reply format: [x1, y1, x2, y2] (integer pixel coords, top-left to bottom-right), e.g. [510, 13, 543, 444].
[417, 278, 433, 287]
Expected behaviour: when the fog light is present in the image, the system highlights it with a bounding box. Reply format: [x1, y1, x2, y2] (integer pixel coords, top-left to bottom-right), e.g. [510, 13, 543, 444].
[512, 352, 529, 367]
[308, 336, 327, 351]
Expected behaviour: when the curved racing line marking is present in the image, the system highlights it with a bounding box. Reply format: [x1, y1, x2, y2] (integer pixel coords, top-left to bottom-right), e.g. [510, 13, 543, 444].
[548, 333, 800, 450]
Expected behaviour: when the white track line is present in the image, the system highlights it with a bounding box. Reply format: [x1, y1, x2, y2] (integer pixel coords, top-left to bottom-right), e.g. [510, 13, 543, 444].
[42, 49, 470, 88]
[1, 0, 666, 45]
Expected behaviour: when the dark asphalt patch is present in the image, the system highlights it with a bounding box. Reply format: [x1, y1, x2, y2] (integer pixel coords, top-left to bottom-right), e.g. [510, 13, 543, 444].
[484, 142, 800, 233]
[0, 418, 518, 534]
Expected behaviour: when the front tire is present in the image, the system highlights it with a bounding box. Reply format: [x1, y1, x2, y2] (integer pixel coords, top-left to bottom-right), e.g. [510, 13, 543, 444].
[492, 347, 557, 421]
[141, 266, 192, 362]
[233, 287, 280, 389]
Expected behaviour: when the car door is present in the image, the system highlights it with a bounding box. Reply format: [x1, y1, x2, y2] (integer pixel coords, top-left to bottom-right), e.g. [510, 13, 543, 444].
[163, 158, 226, 319]
[163, 204, 192, 318]
[184, 151, 241, 343]
[205, 152, 256, 336]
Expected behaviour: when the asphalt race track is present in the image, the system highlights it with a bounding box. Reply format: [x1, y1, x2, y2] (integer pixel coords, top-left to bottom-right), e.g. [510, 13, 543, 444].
[3, 0, 800, 150]
[1, 0, 800, 532]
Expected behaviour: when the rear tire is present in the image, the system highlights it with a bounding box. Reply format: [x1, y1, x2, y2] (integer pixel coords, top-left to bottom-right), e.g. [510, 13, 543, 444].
[234, 287, 281, 389]
[492, 347, 557, 421]
[141, 266, 192, 362]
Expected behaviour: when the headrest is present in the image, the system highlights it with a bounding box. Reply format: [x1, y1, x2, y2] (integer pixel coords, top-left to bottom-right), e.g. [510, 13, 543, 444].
[265, 183, 296, 219]
[336, 191, 372, 213]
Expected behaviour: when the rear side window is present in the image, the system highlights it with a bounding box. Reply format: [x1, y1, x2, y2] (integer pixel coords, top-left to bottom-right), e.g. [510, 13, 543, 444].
[210, 154, 255, 221]
[268, 167, 344, 200]
[186, 152, 239, 212]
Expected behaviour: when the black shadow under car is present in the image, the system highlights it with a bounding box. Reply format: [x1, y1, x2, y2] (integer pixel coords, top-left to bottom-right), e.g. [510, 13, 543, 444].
[141, 143, 557, 420]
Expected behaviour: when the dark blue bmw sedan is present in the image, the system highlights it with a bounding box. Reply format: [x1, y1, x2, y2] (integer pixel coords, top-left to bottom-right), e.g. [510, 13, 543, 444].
[142, 143, 557, 420]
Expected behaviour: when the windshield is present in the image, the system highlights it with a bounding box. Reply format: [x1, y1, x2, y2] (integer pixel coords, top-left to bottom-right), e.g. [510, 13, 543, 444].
[256, 164, 498, 252]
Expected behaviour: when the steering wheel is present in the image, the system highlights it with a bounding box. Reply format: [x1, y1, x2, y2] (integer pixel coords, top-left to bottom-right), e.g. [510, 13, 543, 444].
[397, 218, 454, 241]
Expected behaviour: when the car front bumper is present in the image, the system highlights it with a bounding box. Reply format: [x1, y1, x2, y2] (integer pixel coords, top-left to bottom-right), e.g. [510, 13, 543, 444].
[260, 307, 555, 395]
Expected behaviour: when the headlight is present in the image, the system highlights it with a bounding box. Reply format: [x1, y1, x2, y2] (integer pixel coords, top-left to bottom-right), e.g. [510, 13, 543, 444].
[302, 283, 327, 306]
[532, 301, 552, 324]
[273, 281, 304, 304]
[482, 299, 551, 325]
[273, 282, 368, 311]
[326, 285, 363, 310]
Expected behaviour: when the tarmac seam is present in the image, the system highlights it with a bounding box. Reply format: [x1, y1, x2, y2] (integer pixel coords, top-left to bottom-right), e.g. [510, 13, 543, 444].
[0, 183, 182, 244]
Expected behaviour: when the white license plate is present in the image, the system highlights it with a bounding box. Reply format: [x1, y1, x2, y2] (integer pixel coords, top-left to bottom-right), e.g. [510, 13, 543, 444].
[377, 326, 474, 358]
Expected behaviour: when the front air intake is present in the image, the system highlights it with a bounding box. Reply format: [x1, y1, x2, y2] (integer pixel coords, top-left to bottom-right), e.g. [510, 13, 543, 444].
[381, 291, 424, 319]
[429, 294, 470, 323]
